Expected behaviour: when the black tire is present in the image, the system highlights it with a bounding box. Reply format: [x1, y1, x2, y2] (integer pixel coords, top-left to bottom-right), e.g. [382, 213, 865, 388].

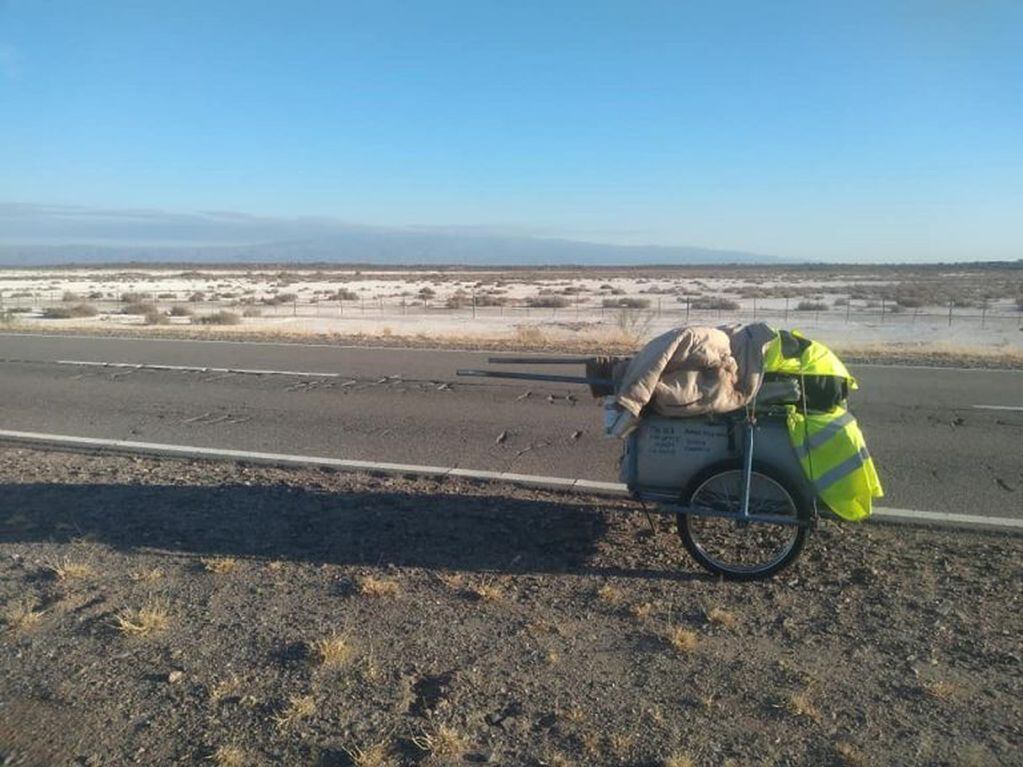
[676, 459, 813, 580]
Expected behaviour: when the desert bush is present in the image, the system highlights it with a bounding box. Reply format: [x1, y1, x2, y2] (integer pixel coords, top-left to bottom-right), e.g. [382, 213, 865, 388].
[121, 302, 153, 315]
[602, 297, 651, 309]
[195, 311, 242, 325]
[334, 288, 359, 301]
[262, 292, 297, 306]
[0, 309, 18, 325]
[242, 307, 262, 317]
[120, 292, 150, 303]
[474, 293, 508, 307]
[43, 304, 97, 319]
[446, 290, 471, 309]
[157, 292, 177, 299]
[796, 301, 828, 312]
[61, 291, 80, 302]
[691, 297, 740, 311]
[833, 297, 849, 306]
[418, 287, 436, 298]
[143, 308, 169, 325]
[169, 305, 193, 317]
[525, 295, 570, 308]
[188, 292, 205, 302]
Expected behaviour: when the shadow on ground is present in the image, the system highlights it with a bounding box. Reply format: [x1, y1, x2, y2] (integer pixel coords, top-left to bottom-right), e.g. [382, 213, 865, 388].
[0, 481, 699, 581]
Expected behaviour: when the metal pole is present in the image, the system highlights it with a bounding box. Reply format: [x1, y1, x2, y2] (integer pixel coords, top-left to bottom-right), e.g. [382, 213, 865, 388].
[948, 300, 953, 327]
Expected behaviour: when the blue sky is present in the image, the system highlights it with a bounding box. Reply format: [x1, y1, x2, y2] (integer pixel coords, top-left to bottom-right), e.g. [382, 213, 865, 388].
[1, 1, 1021, 261]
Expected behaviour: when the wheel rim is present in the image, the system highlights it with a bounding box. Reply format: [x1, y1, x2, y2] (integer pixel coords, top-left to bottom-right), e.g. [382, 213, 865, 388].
[685, 469, 801, 575]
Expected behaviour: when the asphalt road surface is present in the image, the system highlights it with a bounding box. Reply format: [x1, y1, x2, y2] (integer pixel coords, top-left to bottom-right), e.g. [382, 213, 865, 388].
[1, 332, 1021, 519]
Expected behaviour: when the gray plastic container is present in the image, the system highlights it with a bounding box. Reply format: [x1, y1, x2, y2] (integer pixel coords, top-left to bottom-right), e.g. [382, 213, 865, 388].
[620, 413, 814, 501]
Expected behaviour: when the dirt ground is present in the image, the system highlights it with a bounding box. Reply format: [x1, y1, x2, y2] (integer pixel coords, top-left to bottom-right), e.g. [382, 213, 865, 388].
[0, 447, 1020, 767]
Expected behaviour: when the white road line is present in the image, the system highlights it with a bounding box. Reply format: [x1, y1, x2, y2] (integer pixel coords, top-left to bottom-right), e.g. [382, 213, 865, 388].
[0, 429, 1019, 532]
[54, 359, 341, 378]
[972, 404, 1023, 412]
[2, 332, 1020, 372]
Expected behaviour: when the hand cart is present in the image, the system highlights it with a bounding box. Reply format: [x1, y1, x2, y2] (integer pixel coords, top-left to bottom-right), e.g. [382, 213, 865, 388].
[459, 357, 821, 580]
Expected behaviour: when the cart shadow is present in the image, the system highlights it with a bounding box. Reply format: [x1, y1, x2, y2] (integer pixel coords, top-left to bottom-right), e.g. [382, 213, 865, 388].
[0, 481, 706, 581]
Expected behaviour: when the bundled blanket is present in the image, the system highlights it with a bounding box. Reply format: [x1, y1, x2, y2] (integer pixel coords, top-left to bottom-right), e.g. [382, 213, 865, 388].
[615, 323, 777, 418]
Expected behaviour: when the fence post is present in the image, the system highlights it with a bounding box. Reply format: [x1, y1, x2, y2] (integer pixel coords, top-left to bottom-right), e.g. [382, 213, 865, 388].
[845, 300, 851, 323]
[752, 296, 757, 320]
[657, 297, 662, 318]
[784, 297, 789, 323]
[981, 301, 987, 329]
[293, 297, 297, 317]
[471, 291, 476, 319]
[948, 300, 953, 326]
[686, 297, 690, 321]
[880, 297, 885, 324]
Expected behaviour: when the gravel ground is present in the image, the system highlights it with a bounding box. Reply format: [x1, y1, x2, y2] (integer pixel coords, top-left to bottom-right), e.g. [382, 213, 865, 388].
[0, 447, 1020, 767]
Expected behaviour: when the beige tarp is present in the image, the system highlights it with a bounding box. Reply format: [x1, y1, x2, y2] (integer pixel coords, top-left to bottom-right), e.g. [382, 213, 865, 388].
[615, 323, 776, 418]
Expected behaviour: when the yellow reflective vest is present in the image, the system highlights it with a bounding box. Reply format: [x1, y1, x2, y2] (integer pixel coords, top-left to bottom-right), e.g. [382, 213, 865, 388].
[763, 330, 883, 521]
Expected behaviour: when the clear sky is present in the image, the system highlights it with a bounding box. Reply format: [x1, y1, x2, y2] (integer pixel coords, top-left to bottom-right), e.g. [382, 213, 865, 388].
[1, 1, 1021, 261]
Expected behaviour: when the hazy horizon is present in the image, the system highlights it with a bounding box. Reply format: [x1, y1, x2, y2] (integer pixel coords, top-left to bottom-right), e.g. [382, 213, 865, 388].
[2, 3, 1021, 263]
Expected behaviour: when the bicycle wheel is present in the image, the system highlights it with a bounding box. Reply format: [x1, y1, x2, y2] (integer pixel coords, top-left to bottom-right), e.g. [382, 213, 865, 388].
[677, 460, 812, 580]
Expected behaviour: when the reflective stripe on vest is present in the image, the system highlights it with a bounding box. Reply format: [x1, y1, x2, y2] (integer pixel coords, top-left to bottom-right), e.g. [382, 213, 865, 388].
[814, 446, 871, 492]
[792, 410, 856, 461]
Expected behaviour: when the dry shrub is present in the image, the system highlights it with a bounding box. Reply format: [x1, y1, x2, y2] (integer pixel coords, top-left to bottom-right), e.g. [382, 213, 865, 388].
[787, 691, 822, 722]
[664, 754, 696, 767]
[513, 325, 548, 346]
[2, 598, 44, 631]
[922, 680, 958, 702]
[114, 600, 170, 636]
[597, 584, 625, 605]
[45, 558, 93, 581]
[412, 724, 467, 760]
[471, 580, 503, 602]
[666, 627, 698, 654]
[706, 606, 737, 629]
[208, 744, 248, 767]
[629, 602, 655, 620]
[196, 311, 242, 325]
[129, 567, 164, 582]
[43, 304, 98, 319]
[201, 556, 238, 574]
[274, 694, 316, 728]
[343, 741, 391, 767]
[357, 575, 400, 598]
[309, 632, 354, 668]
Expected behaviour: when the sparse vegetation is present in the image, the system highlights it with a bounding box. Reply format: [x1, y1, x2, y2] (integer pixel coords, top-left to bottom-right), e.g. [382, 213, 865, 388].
[706, 606, 737, 629]
[195, 310, 242, 325]
[601, 296, 650, 309]
[208, 744, 248, 767]
[309, 632, 354, 668]
[796, 300, 828, 311]
[201, 556, 238, 574]
[342, 741, 391, 767]
[787, 691, 822, 722]
[273, 694, 316, 728]
[2, 598, 44, 631]
[169, 305, 193, 316]
[412, 724, 468, 760]
[45, 557, 93, 581]
[690, 296, 740, 311]
[666, 626, 698, 653]
[114, 600, 170, 636]
[525, 295, 571, 308]
[357, 575, 400, 597]
[43, 303, 97, 318]
[597, 583, 625, 605]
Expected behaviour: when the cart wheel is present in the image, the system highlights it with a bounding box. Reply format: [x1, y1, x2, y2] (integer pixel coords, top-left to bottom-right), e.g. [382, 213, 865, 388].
[676, 460, 812, 581]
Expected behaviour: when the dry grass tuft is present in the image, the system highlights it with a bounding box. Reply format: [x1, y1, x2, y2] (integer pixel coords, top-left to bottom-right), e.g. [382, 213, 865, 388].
[273, 694, 316, 728]
[579, 731, 602, 758]
[45, 557, 93, 581]
[835, 740, 866, 766]
[2, 598, 44, 631]
[597, 584, 625, 605]
[787, 691, 822, 722]
[357, 575, 400, 598]
[114, 600, 169, 636]
[664, 753, 696, 767]
[309, 632, 354, 668]
[607, 732, 634, 759]
[437, 571, 465, 589]
[471, 580, 504, 602]
[129, 567, 164, 582]
[922, 680, 958, 702]
[342, 741, 391, 767]
[412, 724, 468, 760]
[208, 744, 248, 767]
[629, 601, 655, 620]
[666, 627, 699, 654]
[201, 556, 239, 574]
[707, 606, 737, 629]
[210, 675, 244, 703]
[266, 560, 285, 572]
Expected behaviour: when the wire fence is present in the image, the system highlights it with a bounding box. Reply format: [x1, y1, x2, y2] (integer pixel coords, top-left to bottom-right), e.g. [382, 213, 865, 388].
[2, 290, 1021, 330]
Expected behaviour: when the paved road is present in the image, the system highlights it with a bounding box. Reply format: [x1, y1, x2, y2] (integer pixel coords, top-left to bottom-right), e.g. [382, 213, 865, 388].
[1, 332, 1021, 518]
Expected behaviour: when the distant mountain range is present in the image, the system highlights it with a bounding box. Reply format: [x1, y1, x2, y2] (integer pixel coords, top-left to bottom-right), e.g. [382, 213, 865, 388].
[0, 203, 782, 266]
